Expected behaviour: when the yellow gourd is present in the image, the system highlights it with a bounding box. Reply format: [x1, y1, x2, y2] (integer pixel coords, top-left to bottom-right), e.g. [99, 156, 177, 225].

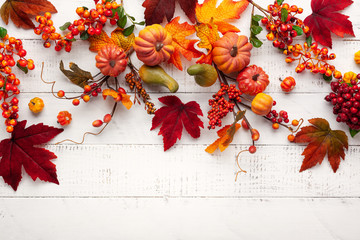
[354, 51, 360, 64]
[343, 71, 357, 84]
[28, 97, 44, 113]
[251, 93, 273, 116]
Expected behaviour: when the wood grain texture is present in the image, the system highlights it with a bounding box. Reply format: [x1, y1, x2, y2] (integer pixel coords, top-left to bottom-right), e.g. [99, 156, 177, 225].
[0, 144, 359, 197]
[1, 198, 360, 240]
[1, 0, 360, 239]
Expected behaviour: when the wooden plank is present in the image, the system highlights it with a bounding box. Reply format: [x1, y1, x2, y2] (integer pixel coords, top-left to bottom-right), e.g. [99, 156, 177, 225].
[0, 198, 359, 240]
[0, 144, 358, 197]
[1, 92, 358, 145]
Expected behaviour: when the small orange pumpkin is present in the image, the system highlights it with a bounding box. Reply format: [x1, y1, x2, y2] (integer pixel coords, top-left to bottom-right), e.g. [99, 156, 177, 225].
[57, 111, 72, 126]
[134, 24, 174, 66]
[95, 44, 127, 77]
[251, 93, 273, 116]
[280, 76, 296, 92]
[213, 33, 253, 74]
[237, 65, 269, 95]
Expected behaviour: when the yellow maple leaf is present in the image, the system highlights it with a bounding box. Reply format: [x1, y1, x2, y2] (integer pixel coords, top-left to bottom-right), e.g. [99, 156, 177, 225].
[196, 0, 249, 34]
[102, 89, 132, 110]
[165, 17, 203, 70]
[88, 28, 134, 52]
[205, 123, 241, 153]
[195, 19, 220, 64]
[111, 28, 135, 52]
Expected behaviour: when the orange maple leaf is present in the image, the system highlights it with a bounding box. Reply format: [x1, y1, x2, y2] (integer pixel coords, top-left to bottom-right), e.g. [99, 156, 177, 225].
[205, 123, 241, 153]
[195, 0, 249, 35]
[165, 17, 203, 71]
[0, 0, 57, 29]
[195, 19, 220, 64]
[102, 89, 132, 110]
[294, 118, 348, 173]
[88, 28, 134, 52]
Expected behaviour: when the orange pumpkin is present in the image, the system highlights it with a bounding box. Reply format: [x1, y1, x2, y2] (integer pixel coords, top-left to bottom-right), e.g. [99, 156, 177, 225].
[237, 65, 269, 95]
[251, 93, 273, 116]
[57, 111, 72, 126]
[280, 76, 296, 92]
[134, 24, 174, 66]
[213, 33, 253, 74]
[95, 44, 127, 77]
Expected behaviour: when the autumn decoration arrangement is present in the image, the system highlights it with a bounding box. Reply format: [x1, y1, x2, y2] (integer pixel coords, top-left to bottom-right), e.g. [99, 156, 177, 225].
[0, 0, 357, 190]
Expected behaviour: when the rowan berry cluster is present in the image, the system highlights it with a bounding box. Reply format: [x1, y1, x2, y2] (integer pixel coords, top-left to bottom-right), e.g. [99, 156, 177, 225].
[0, 32, 34, 133]
[57, 82, 103, 106]
[266, 101, 290, 126]
[262, 2, 307, 48]
[125, 72, 156, 114]
[326, 77, 360, 130]
[35, 0, 122, 52]
[207, 83, 242, 129]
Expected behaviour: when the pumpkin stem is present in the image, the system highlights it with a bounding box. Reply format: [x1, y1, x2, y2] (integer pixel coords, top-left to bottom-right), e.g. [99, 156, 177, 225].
[230, 45, 238, 57]
[252, 74, 260, 81]
[155, 42, 164, 52]
[109, 60, 116, 68]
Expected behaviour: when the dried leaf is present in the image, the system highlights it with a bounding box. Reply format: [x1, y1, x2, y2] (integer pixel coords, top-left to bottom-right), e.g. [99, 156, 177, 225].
[102, 89, 132, 110]
[165, 17, 203, 70]
[195, 0, 249, 34]
[304, 0, 355, 48]
[0, 121, 63, 191]
[205, 123, 241, 153]
[294, 118, 348, 172]
[59, 60, 93, 88]
[151, 95, 203, 151]
[0, 0, 57, 29]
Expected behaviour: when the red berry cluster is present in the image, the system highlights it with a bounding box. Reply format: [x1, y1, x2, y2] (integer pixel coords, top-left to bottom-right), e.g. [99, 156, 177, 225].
[262, 2, 307, 48]
[35, 0, 121, 52]
[207, 83, 242, 129]
[265, 101, 290, 124]
[326, 77, 360, 130]
[0, 34, 34, 133]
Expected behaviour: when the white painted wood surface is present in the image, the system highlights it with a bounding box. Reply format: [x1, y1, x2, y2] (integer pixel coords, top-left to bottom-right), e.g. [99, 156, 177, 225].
[1, 0, 360, 239]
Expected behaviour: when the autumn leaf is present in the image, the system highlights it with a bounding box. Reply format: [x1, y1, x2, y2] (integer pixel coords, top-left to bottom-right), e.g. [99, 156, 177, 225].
[294, 118, 348, 173]
[59, 60, 93, 88]
[304, 0, 355, 48]
[102, 89, 132, 110]
[151, 95, 203, 151]
[165, 17, 203, 70]
[0, 121, 63, 191]
[0, 0, 57, 29]
[205, 123, 241, 153]
[88, 28, 134, 52]
[142, 0, 196, 25]
[195, 19, 220, 64]
[195, 0, 249, 34]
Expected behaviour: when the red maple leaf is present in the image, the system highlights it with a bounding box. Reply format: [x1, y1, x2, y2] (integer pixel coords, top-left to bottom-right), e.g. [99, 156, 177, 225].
[0, 120, 63, 190]
[151, 95, 204, 151]
[304, 0, 355, 48]
[142, 0, 197, 25]
[294, 118, 348, 173]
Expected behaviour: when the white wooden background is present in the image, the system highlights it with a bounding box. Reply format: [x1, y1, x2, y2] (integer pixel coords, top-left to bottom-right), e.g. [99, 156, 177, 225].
[0, 0, 360, 239]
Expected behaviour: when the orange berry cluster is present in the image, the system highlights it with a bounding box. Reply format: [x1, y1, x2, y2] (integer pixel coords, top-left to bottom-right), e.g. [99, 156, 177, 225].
[57, 82, 103, 106]
[35, 0, 121, 52]
[284, 42, 339, 77]
[125, 72, 156, 114]
[207, 83, 242, 129]
[0, 33, 34, 133]
[262, 1, 307, 48]
[34, 12, 73, 52]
